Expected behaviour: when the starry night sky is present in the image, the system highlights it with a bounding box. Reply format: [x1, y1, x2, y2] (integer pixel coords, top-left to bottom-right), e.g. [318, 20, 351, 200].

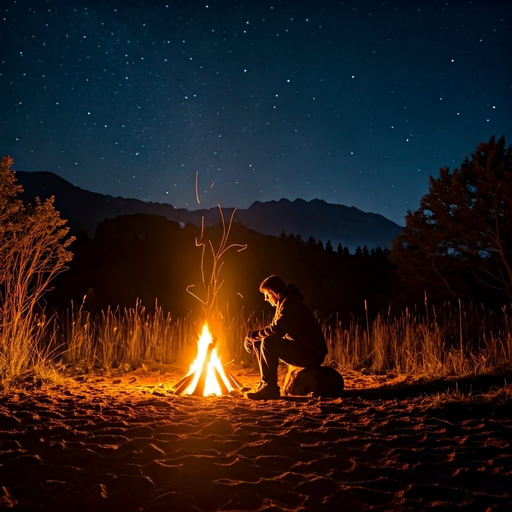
[2, 0, 511, 225]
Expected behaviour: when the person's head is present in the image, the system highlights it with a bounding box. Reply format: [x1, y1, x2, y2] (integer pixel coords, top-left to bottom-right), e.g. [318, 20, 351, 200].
[259, 275, 287, 307]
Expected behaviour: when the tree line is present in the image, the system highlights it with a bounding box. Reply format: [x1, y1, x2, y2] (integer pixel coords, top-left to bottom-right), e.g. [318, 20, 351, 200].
[48, 214, 396, 321]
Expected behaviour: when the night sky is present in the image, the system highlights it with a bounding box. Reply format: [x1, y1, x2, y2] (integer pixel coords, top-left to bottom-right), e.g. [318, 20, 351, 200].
[2, 0, 511, 225]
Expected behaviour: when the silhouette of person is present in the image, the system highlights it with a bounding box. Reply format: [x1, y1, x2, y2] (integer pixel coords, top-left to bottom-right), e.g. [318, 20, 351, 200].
[244, 275, 327, 400]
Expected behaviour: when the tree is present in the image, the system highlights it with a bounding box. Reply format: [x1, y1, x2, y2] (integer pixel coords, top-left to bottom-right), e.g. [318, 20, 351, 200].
[390, 135, 512, 302]
[0, 156, 74, 381]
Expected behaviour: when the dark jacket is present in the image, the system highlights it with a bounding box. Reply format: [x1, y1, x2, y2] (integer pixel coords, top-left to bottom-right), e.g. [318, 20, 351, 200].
[257, 292, 327, 357]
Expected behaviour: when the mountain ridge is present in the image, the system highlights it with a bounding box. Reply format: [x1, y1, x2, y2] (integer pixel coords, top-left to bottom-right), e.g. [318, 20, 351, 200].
[15, 170, 403, 251]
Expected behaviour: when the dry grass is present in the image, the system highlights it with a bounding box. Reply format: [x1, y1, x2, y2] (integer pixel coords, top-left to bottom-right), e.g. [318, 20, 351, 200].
[425, 381, 512, 409]
[53, 300, 512, 380]
[56, 301, 264, 373]
[2, 299, 512, 390]
[0, 309, 61, 388]
[326, 303, 512, 379]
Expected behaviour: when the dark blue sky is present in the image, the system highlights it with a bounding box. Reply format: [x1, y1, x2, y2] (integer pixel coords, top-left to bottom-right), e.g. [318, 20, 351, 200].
[2, 0, 510, 225]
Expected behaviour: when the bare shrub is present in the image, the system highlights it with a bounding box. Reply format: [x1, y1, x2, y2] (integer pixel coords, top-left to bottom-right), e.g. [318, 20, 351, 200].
[0, 156, 74, 385]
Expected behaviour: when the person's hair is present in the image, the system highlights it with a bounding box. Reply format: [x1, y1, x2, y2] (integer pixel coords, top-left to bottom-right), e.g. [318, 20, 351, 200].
[259, 275, 286, 296]
[259, 275, 304, 300]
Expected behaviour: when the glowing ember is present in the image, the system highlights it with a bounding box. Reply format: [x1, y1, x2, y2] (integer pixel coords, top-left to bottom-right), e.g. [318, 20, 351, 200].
[176, 324, 237, 397]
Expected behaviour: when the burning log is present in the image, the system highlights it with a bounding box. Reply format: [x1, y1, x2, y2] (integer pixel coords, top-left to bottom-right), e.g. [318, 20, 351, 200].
[172, 323, 245, 397]
[172, 372, 196, 395]
[211, 365, 230, 395]
[190, 338, 216, 397]
[223, 368, 244, 391]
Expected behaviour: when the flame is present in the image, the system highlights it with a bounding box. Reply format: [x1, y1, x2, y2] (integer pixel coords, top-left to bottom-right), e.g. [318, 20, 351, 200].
[183, 324, 234, 396]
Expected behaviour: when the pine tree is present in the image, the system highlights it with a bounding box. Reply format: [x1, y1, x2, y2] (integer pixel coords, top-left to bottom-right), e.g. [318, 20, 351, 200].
[390, 136, 512, 302]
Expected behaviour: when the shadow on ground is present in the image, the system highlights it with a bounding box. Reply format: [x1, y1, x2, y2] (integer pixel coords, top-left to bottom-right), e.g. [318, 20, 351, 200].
[343, 366, 512, 401]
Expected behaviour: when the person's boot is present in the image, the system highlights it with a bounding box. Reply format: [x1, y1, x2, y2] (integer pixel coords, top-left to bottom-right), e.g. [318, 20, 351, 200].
[245, 383, 280, 400]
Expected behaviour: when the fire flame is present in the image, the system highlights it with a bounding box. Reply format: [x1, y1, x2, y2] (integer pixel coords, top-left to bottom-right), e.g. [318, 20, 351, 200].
[182, 324, 234, 396]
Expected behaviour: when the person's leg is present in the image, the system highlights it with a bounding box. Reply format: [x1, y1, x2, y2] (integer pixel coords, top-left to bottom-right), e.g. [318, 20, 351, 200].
[260, 334, 325, 373]
[247, 335, 325, 400]
[245, 335, 282, 399]
[256, 334, 324, 385]
[249, 341, 264, 390]
[257, 337, 279, 386]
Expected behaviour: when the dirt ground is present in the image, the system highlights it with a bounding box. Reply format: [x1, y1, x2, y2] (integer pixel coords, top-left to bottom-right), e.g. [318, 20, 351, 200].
[1, 364, 511, 511]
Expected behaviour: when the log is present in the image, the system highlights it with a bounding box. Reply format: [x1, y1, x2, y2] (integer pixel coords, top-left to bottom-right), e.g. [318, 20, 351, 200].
[191, 341, 216, 397]
[212, 365, 230, 395]
[224, 369, 244, 390]
[172, 372, 195, 395]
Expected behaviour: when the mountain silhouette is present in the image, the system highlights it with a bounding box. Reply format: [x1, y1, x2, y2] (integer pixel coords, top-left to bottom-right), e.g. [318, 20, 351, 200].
[16, 171, 403, 251]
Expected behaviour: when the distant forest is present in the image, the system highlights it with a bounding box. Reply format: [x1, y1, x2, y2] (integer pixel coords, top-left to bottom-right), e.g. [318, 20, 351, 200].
[48, 213, 397, 322]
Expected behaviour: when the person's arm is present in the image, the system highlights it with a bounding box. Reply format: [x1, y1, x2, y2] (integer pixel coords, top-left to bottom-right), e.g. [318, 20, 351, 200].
[246, 329, 261, 341]
[257, 299, 295, 338]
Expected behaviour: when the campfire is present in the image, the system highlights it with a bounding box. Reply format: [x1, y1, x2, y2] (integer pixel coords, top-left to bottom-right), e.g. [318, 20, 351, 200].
[172, 324, 244, 396]
[173, 184, 247, 397]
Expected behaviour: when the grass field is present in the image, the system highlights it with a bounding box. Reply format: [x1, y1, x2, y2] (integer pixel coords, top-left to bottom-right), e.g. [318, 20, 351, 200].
[1, 299, 511, 389]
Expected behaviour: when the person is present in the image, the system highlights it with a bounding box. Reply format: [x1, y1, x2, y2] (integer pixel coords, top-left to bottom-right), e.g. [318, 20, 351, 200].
[244, 275, 328, 400]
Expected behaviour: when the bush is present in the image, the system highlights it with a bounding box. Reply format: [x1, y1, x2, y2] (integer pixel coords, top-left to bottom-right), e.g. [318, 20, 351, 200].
[0, 156, 74, 385]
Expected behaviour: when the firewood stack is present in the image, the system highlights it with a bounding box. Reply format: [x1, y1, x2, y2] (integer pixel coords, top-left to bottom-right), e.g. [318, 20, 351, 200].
[172, 338, 245, 396]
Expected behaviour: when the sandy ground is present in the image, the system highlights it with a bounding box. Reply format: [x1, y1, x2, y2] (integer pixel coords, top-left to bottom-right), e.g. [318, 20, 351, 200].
[1, 364, 511, 512]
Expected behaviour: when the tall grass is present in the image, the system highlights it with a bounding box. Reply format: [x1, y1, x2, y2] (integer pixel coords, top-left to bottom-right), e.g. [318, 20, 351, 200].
[54, 300, 266, 373]
[0, 308, 60, 385]
[2, 300, 512, 387]
[56, 300, 512, 377]
[59, 300, 193, 371]
[325, 302, 512, 377]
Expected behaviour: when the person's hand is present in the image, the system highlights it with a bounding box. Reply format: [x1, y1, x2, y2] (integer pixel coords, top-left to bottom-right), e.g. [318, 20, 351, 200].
[244, 337, 254, 354]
